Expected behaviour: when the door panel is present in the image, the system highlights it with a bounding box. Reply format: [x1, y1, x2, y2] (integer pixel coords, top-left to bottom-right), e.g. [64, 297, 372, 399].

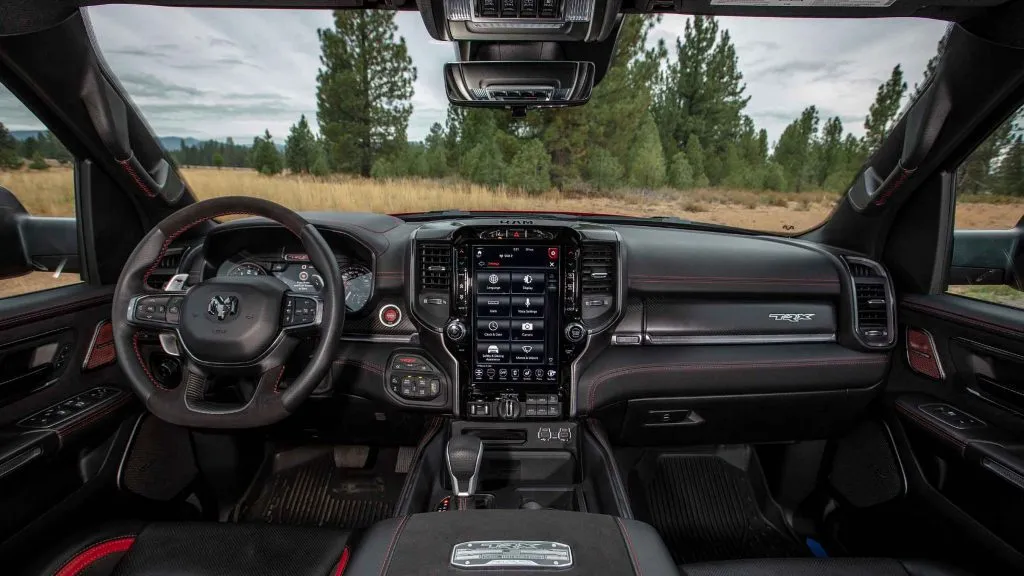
[889, 294, 1024, 573]
[0, 284, 138, 548]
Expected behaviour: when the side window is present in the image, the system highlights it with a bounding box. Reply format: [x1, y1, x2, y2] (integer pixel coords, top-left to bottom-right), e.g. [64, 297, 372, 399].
[0, 85, 80, 299]
[947, 106, 1024, 309]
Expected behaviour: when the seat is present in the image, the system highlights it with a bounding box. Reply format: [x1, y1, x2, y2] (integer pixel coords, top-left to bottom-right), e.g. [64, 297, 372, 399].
[679, 558, 971, 576]
[34, 521, 351, 576]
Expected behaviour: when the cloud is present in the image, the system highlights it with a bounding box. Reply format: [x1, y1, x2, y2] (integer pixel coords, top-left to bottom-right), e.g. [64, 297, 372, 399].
[1, 8, 946, 147]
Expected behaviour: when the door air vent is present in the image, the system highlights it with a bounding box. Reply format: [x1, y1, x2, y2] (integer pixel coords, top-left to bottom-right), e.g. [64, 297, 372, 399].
[844, 256, 894, 348]
[419, 244, 452, 291]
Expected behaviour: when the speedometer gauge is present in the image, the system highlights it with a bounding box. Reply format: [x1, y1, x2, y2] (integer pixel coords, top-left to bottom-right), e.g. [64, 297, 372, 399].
[341, 265, 373, 312]
[228, 262, 266, 277]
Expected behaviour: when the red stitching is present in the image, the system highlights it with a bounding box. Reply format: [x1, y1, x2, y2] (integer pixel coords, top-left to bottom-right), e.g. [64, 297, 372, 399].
[586, 357, 888, 413]
[57, 395, 131, 442]
[333, 359, 384, 375]
[333, 547, 351, 576]
[615, 517, 642, 576]
[119, 159, 156, 198]
[133, 333, 169, 390]
[54, 535, 135, 576]
[896, 403, 966, 454]
[272, 366, 286, 393]
[874, 168, 912, 207]
[631, 275, 837, 283]
[142, 211, 239, 285]
[378, 515, 409, 576]
[902, 300, 1023, 339]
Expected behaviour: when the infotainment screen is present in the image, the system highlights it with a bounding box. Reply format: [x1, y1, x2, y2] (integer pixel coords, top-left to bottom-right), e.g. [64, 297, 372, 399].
[472, 245, 560, 385]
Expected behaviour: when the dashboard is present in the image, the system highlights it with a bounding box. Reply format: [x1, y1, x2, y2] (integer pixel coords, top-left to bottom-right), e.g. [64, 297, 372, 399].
[158, 211, 896, 444]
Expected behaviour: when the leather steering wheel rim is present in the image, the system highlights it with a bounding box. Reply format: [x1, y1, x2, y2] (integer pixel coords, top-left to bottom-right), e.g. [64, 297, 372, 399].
[111, 196, 343, 428]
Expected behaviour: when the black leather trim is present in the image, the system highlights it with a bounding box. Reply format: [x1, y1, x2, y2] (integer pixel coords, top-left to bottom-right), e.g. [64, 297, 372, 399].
[679, 557, 971, 576]
[0, 285, 113, 332]
[616, 517, 678, 575]
[582, 419, 633, 519]
[578, 344, 890, 414]
[621, 226, 840, 296]
[902, 294, 1024, 340]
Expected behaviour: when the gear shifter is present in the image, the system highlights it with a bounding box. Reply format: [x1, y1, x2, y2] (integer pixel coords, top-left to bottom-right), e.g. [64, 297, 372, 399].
[446, 434, 483, 510]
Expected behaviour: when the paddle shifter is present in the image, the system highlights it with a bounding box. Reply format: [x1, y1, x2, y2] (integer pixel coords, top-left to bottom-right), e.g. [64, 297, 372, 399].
[446, 434, 483, 510]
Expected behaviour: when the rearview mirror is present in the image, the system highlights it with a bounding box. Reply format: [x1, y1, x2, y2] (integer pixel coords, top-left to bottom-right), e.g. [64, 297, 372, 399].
[444, 61, 595, 110]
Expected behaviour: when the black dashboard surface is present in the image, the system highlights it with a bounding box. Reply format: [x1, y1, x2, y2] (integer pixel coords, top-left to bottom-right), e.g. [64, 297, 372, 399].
[172, 212, 893, 438]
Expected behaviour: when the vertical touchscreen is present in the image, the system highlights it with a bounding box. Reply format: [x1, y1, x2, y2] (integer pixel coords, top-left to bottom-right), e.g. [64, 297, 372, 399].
[472, 245, 560, 385]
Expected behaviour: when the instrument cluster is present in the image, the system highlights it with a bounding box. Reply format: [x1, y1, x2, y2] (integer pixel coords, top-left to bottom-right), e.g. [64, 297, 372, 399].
[217, 253, 374, 313]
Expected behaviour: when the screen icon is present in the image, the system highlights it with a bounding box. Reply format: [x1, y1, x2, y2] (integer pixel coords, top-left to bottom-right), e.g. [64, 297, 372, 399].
[521, 345, 533, 353]
[548, 247, 559, 259]
[488, 273, 499, 284]
[487, 345, 499, 354]
[521, 322, 533, 331]
[488, 321, 499, 331]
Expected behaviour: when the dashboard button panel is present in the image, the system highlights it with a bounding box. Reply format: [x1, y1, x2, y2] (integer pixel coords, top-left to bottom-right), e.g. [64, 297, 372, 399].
[386, 353, 444, 401]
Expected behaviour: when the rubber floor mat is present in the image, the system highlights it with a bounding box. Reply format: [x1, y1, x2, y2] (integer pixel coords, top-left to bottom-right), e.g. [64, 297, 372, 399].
[239, 448, 405, 529]
[635, 452, 806, 564]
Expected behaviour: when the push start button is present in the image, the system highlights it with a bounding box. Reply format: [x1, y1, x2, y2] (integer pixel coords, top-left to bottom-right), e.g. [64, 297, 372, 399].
[379, 304, 402, 327]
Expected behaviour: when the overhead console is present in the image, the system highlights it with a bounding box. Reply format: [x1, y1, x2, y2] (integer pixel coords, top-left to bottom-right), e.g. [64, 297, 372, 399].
[409, 222, 622, 420]
[435, 0, 621, 41]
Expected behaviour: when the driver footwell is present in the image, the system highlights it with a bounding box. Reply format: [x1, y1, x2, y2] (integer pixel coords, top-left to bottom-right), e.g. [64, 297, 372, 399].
[234, 445, 412, 529]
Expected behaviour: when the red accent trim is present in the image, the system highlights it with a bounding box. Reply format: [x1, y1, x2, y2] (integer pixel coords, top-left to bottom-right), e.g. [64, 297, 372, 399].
[55, 536, 135, 576]
[133, 332, 168, 390]
[333, 547, 351, 576]
[118, 158, 156, 198]
[873, 167, 913, 207]
[390, 209, 630, 218]
[272, 365, 286, 393]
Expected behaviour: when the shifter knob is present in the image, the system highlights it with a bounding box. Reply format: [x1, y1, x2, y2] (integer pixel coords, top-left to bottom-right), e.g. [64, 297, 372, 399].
[446, 435, 483, 498]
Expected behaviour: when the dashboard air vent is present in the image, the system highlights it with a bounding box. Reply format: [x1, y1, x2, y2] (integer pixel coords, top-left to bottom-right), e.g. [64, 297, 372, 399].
[159, 251, 182, 270]
[419, 244, 452, 291]
[845, 257, 893, 347]
[581, 243, 615, 295]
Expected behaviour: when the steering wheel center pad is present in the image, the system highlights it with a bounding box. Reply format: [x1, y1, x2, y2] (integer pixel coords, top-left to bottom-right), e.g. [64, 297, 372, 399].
[178, 276, 288, 364]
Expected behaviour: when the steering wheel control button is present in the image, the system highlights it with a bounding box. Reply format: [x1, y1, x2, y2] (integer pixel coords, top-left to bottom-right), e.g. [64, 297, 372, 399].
[564, 322, 586, 343]
[446, 320, 468, 341]
[132, 296, 176, 324]
[283, 295, 320, 327]
[379, 304, 402, 327]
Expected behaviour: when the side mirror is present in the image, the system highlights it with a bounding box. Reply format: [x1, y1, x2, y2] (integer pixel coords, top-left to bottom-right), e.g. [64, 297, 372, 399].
[444, 61, 595, 110]
[949, 216, 1024, 289]
[0, 186, 80, 280]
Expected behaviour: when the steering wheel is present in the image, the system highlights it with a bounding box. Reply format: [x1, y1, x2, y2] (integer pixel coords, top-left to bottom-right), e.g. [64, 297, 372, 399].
[112, 197, 344, 428]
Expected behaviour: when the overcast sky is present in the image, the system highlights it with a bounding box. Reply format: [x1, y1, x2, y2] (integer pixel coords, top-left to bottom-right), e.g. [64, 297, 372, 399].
[1, 7, 948, 146]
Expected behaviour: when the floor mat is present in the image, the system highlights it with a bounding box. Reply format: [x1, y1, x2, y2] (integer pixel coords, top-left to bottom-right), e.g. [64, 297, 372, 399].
[632, 450, 806, 564]
[238, 447, 407, 529]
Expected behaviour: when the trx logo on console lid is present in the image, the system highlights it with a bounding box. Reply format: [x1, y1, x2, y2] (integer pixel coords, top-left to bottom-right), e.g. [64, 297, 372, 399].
[768, 313, 816, 323]
[451, 541, 572, 568]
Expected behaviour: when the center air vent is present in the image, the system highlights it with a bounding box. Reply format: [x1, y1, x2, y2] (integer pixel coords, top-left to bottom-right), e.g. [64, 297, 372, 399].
[419, 244, 452, 291]
[845, 257, 894, 348]
[581, 243, 614, 295]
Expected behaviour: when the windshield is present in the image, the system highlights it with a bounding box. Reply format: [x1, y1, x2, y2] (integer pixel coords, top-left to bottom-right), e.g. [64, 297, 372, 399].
[84, 8, 950, 232]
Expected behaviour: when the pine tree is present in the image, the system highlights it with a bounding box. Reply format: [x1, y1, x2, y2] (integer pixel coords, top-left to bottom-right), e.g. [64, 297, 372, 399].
[424, 122, 449, 178]
[212, 152, 224, 169]
[586, 147, 625, 191]
[628, 113, 666, 189]
[773, 106, 820, 192]
[506, 139, 552, 194]
[28, 151, 48, 170]
[0, 122, 22, 170]
[815, 116, 845, 187]
[958, 119, 1014, 195]
[864, 65, 908, 153]
[251, 130, 282, 176]
[285, 114, 318, 174]
[653, 15, 749, 184]
[668, 152, 695, 190]
[316, 11, 416, 176]
[995, 136, 1024, 197]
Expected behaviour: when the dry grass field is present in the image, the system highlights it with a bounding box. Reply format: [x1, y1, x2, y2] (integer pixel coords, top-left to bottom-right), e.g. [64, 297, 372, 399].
[2, 166, 1022, 304]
